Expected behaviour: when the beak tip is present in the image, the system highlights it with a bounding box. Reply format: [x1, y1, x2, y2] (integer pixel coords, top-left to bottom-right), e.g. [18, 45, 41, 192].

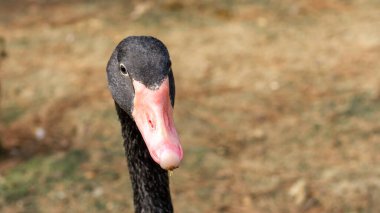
[159, 149, 182, 170]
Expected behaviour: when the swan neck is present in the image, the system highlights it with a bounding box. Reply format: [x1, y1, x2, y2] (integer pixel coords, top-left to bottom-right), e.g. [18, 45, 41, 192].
[115, 102, 173, 213]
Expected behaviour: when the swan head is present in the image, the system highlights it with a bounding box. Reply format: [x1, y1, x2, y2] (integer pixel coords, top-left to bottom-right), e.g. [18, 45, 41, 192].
[106, 36, 183, 170]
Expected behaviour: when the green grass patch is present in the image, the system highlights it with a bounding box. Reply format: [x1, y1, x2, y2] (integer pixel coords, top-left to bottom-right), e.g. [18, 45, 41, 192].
[49, 149, 89, 180]
[0, 149, 88, 203]
[1, 105, 25, 124]
[94, 199, 107, 211]
[342, 93, 380, 118]
[0, 156, 45, 202]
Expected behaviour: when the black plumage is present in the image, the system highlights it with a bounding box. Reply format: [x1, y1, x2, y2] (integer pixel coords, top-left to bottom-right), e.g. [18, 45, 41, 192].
[106, 36, 178, 213]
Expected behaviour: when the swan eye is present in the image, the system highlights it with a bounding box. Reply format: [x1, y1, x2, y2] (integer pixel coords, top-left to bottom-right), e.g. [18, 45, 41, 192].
[120, 64, 128, 75]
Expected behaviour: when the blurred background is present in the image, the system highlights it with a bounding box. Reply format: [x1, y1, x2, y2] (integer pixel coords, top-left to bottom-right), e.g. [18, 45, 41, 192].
[1, 0, 380, 212]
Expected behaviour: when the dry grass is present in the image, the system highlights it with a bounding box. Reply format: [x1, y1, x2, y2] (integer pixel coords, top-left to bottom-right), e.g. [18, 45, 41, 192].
[1, 0, 380, 212]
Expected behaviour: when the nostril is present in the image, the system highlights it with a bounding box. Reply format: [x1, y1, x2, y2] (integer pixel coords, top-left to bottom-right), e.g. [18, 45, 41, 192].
[146, 113, 155, 129]
[148, 119, 155, 129]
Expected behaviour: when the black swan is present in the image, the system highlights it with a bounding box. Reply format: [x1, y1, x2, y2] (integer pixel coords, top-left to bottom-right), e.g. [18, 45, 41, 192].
[106, 36, 183, 212]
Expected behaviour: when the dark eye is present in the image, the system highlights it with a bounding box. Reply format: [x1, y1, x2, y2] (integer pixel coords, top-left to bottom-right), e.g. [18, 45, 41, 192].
[120, 64, 128, 75]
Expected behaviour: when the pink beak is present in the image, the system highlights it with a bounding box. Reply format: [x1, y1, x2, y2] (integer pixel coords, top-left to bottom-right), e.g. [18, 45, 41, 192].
[131, 78, 183, 170]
